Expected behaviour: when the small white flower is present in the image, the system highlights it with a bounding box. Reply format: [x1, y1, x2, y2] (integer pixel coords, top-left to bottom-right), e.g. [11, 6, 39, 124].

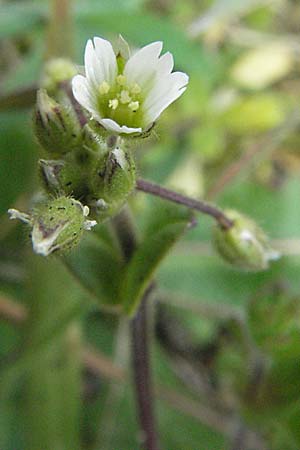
[72, 36, 189, 135]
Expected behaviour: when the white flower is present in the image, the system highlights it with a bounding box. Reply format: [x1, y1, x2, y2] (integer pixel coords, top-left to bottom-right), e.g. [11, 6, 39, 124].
[72, 37, 189, 134]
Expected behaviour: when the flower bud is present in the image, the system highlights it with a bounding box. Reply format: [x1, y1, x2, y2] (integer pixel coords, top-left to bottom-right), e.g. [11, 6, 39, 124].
[90, 145, 136, 220]
[39, 158, 86, 198]
[212, 209, 280, 271]
[42, 58, 77, 94]
[8, 197, 96, 256]
[34, 89, 81, 156]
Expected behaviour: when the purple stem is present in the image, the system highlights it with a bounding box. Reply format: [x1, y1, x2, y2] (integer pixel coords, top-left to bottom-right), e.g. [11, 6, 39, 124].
[136, 178, 233, 230]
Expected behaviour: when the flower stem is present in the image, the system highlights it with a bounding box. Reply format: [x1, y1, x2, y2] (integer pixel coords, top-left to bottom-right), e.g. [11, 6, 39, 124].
[112, 209, 160, 450]
[131, 283, 159, 450]
[136, 178, 233, 230]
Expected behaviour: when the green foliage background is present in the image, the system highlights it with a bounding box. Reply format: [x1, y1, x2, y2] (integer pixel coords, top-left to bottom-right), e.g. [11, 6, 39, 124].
[1, 0, 300, 449]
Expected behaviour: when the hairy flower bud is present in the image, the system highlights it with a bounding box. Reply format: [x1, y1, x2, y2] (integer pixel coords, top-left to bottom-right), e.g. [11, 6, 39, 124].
[212, 209, 280, 271]
[34, 89, 82, 156]
[39, 158, 87, 198]
[8, 197, 96, 256]
[90, 145, 136, 220]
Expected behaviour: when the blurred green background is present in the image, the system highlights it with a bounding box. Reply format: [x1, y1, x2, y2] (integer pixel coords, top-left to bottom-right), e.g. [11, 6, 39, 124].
[1, 0, 300, 449]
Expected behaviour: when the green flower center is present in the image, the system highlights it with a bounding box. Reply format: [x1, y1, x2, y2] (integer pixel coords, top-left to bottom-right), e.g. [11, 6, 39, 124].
[97, 74, 145, 129]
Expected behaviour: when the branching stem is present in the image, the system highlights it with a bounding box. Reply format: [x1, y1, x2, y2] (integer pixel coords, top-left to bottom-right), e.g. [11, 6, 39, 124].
[136, 178, 233, 229]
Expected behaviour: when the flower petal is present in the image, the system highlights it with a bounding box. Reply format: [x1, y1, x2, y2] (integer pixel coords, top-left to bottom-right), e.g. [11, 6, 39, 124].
[93, 37, 117, 84]
[124, 41, 163, 89]
[100, 118, 142, 134]
[84, 39, 105, 88]
[143, 71, 189, 123]
[157, 52, 174, 76]
[72, 74, 97, 113]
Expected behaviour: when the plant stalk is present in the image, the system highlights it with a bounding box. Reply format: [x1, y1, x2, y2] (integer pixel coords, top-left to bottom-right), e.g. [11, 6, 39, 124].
[112, 209, 160, 450]
[47, 0, 74, 59]
[136, 178, 233, 229]
[131, 283, 159, 450]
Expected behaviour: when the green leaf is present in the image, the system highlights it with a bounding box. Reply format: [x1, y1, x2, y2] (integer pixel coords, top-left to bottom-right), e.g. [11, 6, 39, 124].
[64, 225, 124, 307]
[122, 200, 193, 315]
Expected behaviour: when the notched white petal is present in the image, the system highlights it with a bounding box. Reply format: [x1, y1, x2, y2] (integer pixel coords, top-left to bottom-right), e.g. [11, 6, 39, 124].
[157, 52, 174, 76]
[144, 71, 189, 123]
[74, 36, 189, 132]
[84, 39, 105, 88]
[93, 37, 117, 84]
[124, 41, 163, 87]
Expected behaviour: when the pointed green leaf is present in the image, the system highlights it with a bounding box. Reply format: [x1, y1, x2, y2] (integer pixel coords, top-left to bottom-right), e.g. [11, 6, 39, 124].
[122, 200, 193, 316]
[64, 225, 124, 307]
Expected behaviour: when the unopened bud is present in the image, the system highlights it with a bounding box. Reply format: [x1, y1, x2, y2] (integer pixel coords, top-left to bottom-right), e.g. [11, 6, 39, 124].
[34, 89, 81, 155]
[8, 197, 96, 256]
[212, 209, 280, 271]
[42, 58, 77, 94]
[39, 158, 85, 197]
[90, 145, 136, 219]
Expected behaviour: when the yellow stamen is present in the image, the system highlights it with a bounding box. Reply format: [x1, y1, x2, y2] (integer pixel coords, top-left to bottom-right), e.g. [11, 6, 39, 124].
[109, 98, 119, 110]
[128, 101, 139, 112]
[116, 74, 126, 86]
[120, 90, 131, 104]
[99, 81, 110, 95]
[131, 83, 141, 94]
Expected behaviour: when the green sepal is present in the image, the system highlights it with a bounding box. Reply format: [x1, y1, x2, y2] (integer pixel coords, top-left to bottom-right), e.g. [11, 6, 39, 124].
[8, 197, 96, 256]
[89, 146, 136, 220]
[39, 157, 89, 198]
[31, 196, 95, 256]
[34, 89, 82, 156]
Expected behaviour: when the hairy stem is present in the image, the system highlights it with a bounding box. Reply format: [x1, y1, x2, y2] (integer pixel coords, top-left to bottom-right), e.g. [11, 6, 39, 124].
[112, 209, 160, 450]
[136, 178, 233, 229]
